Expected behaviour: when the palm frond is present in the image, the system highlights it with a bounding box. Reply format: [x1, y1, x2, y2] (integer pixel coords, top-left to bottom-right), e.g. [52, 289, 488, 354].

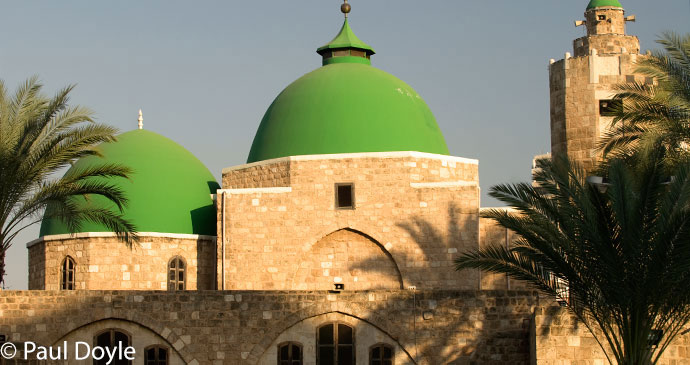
[599, 32, 690, 172]
[0, 77, 138, 284]
[457, 150, 690, 363]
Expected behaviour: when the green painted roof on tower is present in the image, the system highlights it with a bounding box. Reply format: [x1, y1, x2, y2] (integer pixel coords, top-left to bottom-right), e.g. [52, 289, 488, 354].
[587, 0, 623, 9]
[247, 62, 449, 163]
[40, 129, 220, 237]
[316, 19, 375, 55]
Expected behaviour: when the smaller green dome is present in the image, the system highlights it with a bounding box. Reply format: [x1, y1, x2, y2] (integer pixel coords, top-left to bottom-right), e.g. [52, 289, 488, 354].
[40, 129, 220, 237]
[587, 0, 623, 10]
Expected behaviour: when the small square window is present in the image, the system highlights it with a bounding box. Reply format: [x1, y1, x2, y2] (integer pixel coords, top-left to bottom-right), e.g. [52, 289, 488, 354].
[335, 183, 354, 209]
[599, 99, 621, 116]
[598, 15, 606, 21]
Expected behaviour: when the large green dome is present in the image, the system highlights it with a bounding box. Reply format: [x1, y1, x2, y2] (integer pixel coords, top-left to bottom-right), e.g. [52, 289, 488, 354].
[40, 129, 220, 236]
[247, 20, 449, 163]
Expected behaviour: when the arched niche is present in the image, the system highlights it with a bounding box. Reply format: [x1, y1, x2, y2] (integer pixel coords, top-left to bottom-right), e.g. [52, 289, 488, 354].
[290, 228, 403, 290]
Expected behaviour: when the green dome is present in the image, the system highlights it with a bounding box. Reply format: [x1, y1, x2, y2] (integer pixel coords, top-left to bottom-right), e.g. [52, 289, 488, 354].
[587, 0, 623, 9]
[247, 63, 449, 163]
[40, 129, 220, 236]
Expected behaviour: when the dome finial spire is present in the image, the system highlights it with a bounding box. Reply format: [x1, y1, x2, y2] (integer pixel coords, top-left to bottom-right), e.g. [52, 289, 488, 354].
[341, 0, 351, 18]
[317, 1, 375, 66]
[138, 109, 143, 130]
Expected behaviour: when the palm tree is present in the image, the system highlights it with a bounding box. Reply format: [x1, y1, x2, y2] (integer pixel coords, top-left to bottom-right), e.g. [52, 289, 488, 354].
[456, 147, 690, 365]
[0, 77, 137, 286]
[599, 32, 690, 170]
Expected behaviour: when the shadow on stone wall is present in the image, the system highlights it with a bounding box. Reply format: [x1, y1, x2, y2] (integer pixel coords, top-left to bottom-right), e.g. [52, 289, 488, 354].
[349, 202, 476, 289]
[288, 228, 404, 291]
[345, 202, 536, 363]
[196, 237, 216, 290]
[28, 243, 46, 290]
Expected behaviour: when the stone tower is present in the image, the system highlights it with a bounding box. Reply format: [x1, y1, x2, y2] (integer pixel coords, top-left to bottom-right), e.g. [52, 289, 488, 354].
[549, 0, 643, 172]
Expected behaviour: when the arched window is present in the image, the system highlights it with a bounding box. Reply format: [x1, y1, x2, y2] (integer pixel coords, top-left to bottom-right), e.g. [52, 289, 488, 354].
[60, 256, 75, 290]
[277, 342, 302, 365]
[145, 345, 168, 365]
[369, 343, 394, 365]
[168, 256, 186, 290]
[317, 323, 354, 365]
[94, 329, 131, 365]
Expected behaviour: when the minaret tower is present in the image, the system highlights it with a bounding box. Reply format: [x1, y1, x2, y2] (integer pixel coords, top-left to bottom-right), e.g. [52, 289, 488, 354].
[549, 0, 642, 172]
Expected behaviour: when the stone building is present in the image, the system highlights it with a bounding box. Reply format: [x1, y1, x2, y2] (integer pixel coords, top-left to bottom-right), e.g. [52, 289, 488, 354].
[549, 0, 644, 171]
[2, 1, 689, 364]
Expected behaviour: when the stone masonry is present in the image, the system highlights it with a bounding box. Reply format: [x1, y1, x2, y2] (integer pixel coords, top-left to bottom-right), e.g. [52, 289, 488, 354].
[11, 3, 690, 365]
[27, 233, 216, 291]
[218, 152, 481, 291]
[532, 306, 690, 365]
[0, 290, 540, 365]
[2, 290, 688, 364]
[550, 5, 645, 172]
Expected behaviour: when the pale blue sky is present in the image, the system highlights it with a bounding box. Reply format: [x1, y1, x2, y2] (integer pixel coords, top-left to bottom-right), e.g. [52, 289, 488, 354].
[2, 1, 689, 289]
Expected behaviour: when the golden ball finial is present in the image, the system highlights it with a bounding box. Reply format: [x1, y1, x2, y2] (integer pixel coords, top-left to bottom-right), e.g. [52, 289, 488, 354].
[341, 0, 351, 17]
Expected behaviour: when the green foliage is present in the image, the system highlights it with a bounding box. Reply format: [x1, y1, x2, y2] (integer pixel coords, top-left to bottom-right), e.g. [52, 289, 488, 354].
[0, 77, 137, 285]
[599, 32, 690, 172]
[456, 148, 690, 364]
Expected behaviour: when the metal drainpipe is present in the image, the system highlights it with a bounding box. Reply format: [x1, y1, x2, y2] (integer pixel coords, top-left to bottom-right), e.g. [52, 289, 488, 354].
[221, 191, 226, 290]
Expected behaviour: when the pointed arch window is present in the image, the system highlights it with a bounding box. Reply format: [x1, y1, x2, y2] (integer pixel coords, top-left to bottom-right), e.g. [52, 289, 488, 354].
[60, 256, 75, 290]
[278, 342, 302, 365]
[168, 256, 186, 291]
[317, 323, 354, 365]
[369, 343, 394, 365]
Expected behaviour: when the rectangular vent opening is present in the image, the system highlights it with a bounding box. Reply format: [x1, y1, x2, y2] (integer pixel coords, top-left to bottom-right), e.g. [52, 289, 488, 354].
[335, 183, 354, 210]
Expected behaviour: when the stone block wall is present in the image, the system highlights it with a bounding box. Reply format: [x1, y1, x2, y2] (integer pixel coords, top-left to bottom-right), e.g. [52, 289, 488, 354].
[574, 35, 640, 57]
[550, 5, 644, 174]
[478, 213, 528, 291]
[289, 228, 403, 290]
[0, 290, 540, 365]
[27, 234, 216, 291]
[218, 152, 481, 291]
[532, 305, 690, 365]
[222, 160, 291, 189]
[4, 291, 689, 364]
[549, 50, 644, 173]
[584, 8, 626, 42]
